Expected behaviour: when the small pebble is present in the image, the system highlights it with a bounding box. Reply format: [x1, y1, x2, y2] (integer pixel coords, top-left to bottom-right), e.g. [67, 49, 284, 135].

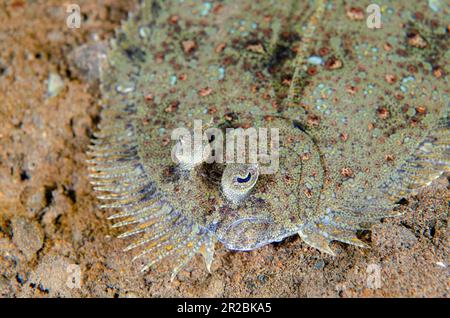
[314, 259, 325, 270]
[11, 216, 44, 261]
[47, 73, 64, 98]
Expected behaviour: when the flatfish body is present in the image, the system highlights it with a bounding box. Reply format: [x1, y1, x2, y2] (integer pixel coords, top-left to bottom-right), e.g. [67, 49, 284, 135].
[88, 0, 449, 279]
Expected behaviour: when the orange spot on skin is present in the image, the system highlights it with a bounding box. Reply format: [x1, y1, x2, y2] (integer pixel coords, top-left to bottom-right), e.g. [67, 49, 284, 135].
[307, 66, 318, 76]
[246, 43, 265, 54]
[341, 167, 353, 178]
[318, 47, 330, 56]
[377, 107, 390, 119]
[407, 31, 427, 48]
[415, 105, 427, 114]
[433, 68, 443, 78]
[168, 15, 179, 24]
[198, 87, 212, 97]
[164, 100, 179, 113]
[325, 57, 343, 70]
[215, 43, 226, 53]
[383, 42, 393, 52]
[346, 7, 364, 21]
[307, 114, 320, 126]
[384, 74, 397, 84]
[182, 40, 197, 54]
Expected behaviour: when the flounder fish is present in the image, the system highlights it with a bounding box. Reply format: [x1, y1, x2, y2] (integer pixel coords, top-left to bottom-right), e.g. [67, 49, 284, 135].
[88, 0, 449, 280]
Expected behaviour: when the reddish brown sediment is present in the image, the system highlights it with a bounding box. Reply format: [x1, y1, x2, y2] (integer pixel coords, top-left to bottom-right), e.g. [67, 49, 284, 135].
[0, 0, 448, 297]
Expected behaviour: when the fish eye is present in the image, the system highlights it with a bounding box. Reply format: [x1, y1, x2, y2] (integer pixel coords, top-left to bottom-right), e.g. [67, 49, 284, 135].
[222, 164, 259, 203]
[237, 172, 252, 184]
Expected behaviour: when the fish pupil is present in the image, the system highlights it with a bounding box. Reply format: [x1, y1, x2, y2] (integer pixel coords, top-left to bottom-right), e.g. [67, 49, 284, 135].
[237, 173, 252, 183]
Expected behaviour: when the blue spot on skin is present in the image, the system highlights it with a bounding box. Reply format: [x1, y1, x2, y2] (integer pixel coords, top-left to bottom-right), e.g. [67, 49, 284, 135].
[402, 76, 415, 83]
[218, 67, 225, 80]
[428, 0, 442, 12]
[307, 56, 323, 65]
[237, 173, 251, 183]
[200, 2, 212, 16]
[170, 75, 177, 86]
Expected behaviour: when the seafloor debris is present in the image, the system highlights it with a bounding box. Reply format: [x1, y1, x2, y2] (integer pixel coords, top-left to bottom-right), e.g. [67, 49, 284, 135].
[47, 73, 64, 98]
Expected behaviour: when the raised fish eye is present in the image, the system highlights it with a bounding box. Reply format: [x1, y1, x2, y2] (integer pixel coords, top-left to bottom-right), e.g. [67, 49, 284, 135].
[237, 172, 252, 184]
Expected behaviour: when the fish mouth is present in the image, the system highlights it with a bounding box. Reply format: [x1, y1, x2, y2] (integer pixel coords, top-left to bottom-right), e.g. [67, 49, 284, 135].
[216, 217, 276, 251]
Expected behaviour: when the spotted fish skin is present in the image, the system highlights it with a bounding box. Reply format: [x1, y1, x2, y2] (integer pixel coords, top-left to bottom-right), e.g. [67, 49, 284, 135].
[88, 0, 449, 279]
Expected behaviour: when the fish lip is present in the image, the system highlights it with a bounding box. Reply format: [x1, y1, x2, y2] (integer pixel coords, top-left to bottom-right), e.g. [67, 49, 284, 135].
[225, 217, 267, 230]
[220, 240, 269, 251]
[216, 217, 275, 251]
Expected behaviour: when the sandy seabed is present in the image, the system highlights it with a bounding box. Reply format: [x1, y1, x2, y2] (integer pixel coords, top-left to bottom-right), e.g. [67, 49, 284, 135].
[0, 0, 448, 297]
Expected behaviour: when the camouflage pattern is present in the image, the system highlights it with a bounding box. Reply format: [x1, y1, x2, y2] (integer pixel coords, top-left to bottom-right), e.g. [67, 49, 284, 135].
[88, 0, 449, 280]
